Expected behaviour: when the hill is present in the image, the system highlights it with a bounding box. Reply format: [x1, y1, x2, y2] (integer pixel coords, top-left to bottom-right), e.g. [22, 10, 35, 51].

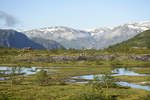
[109, 30, 150, 49]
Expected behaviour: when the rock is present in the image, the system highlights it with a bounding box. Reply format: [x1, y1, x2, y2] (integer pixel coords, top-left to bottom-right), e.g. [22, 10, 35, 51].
[76, 56, 87, 61]
[14, 54, 150, 63]
[89, 54, 120, 61]
[130, 54, 150, 62]
[50, 56, 75, 62]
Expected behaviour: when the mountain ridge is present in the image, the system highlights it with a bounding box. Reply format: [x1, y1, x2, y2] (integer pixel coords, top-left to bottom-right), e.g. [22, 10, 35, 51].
[22, 21, 150, 49]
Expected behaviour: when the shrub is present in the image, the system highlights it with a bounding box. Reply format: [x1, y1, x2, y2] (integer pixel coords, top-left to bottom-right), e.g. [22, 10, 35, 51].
[110, 59, 123, 68]
[89, 73, 118, 89]
[95, 60, 103, 65]
[69, 86, 116, 100]
[36, 69, 49, 86]
[0, 92, 10, 100]
[69, 90, 104, 100]
[9, 67, 24, 85]
[138, 94, 150, 100]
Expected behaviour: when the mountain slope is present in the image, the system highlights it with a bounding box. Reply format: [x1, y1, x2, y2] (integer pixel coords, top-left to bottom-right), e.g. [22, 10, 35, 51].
[109, 30, 150, 48]
[31, 37, 64, 49]
[0, 29, 45, 49]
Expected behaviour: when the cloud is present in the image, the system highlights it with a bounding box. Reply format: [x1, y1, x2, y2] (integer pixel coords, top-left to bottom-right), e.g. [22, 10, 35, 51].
[0, 11, 17, 27]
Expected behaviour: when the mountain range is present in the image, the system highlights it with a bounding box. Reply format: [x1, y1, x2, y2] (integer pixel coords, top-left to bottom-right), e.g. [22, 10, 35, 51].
[1, 21, 150, 50]
[23, 21, 150, 49]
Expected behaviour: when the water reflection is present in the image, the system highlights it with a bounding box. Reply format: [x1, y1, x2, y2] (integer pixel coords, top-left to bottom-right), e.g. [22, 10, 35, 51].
[0, 66, 40, 76]
[0, 66, 56, 80]
[112, 68, 150, 76]
[117, 81, 150, 91]
[72, 68, 150, 91]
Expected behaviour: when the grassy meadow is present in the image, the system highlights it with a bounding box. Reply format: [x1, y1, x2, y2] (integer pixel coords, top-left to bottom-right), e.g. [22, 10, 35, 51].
[0, 47, 150, 100]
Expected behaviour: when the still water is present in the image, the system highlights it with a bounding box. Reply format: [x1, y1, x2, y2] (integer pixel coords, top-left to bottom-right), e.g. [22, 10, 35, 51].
[72, 68, 150, 91]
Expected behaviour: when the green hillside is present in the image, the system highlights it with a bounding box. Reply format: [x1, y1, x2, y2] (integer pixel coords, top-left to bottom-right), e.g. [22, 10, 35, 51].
[109, 30, 150, 49]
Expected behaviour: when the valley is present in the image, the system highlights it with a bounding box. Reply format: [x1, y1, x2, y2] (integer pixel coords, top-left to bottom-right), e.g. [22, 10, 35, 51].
[0, 44, 150, 99]
[1, 24, 150, 100]
[1, 1, 150, 99]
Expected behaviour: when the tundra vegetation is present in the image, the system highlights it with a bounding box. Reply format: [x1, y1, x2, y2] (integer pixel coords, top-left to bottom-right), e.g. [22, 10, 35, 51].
[0, 47, 150, 100]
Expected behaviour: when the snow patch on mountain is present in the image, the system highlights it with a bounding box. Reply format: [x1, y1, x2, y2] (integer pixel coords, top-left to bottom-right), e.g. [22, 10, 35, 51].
[24, 26, 91, 41]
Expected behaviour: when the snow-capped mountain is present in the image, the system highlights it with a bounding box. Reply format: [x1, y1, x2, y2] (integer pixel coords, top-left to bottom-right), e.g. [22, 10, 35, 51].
[88, 21, 150, 49]
[24, 26, 92, 40]
[22, 21, 150, 49]
[23, 26, 95, 49]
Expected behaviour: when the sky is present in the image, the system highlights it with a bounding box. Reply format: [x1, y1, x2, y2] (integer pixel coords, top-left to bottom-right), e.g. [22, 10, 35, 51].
[0, 0, 150, 30]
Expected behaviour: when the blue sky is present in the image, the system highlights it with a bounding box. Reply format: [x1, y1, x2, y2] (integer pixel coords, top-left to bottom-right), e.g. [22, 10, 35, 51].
[0, 0, 150, 30]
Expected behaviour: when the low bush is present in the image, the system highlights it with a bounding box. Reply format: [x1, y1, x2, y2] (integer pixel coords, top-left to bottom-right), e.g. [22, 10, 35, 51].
[36, 69, 50, 86]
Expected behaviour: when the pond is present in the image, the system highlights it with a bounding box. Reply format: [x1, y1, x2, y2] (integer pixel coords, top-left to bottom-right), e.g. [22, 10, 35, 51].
[0, 66, 56, 80]
[72, 68, 150, 79]
[117, 81, 150, 91]
[72, 68, 150, 91]
[112, 68, 150, 76]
